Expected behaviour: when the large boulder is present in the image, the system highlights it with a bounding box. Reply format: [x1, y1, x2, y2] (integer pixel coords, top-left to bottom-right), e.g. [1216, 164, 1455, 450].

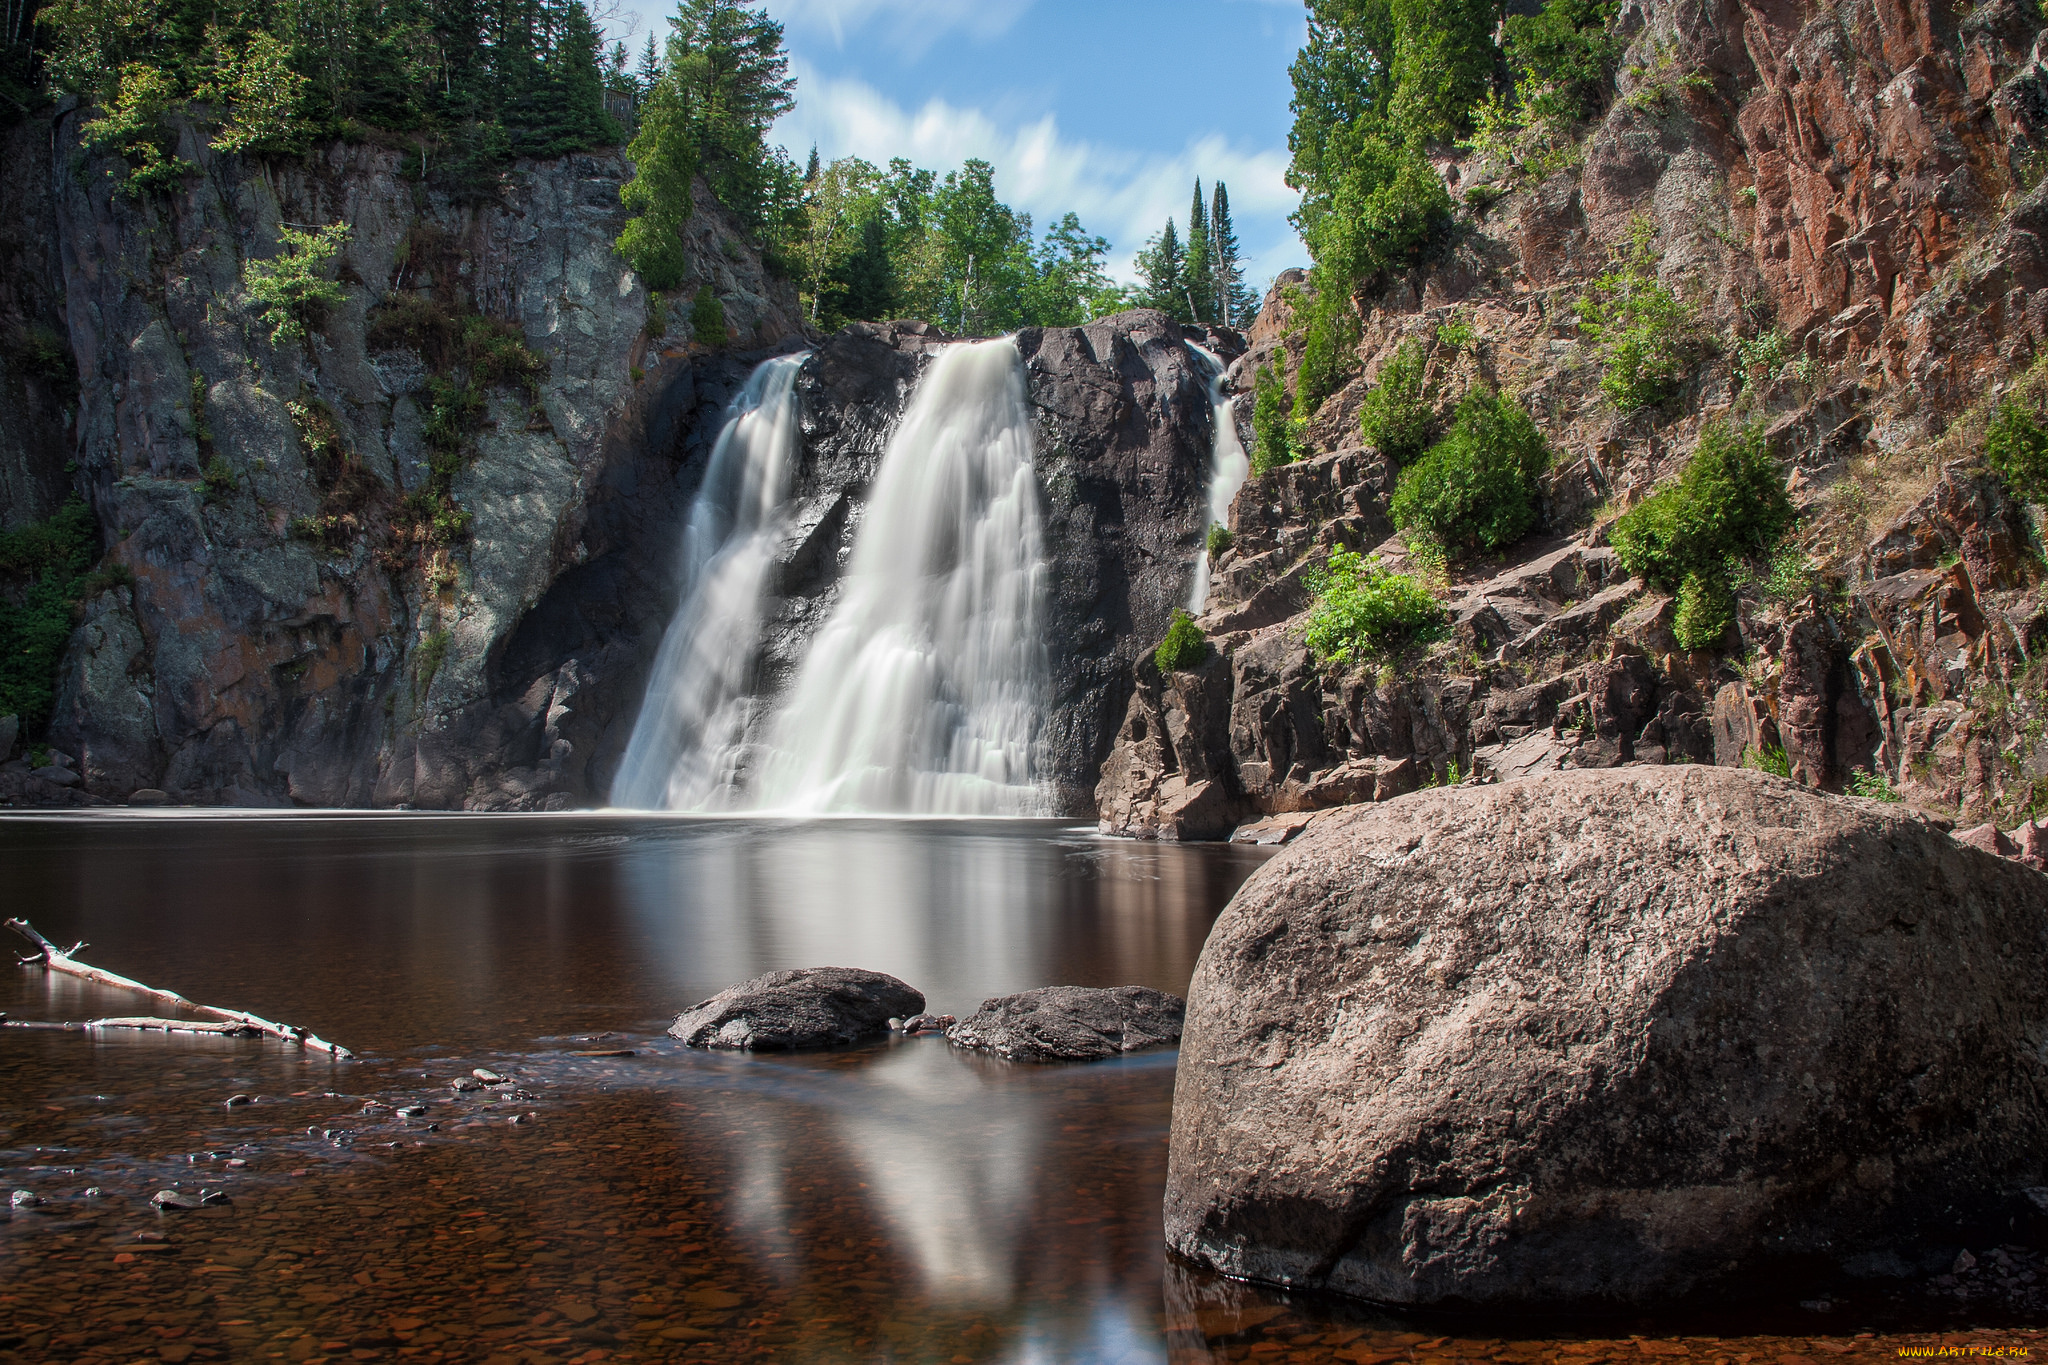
[948, 985, 1186, 1061]
[669, 968, 923, 1051]
[1164, 766, 2048, 1309]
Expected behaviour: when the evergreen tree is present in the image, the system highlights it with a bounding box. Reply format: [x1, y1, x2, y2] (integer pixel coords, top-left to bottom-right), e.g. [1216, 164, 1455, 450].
[635, 31, 663, 94]
[1211, 181, 1255, 326]
[665, 0, 795, 230]
[1183, 179, 1214, 324]
[1136, 218, 1189, 323]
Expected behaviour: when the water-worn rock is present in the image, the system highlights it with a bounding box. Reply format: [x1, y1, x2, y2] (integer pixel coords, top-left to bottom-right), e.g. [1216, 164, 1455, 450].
[1165, 766, 2048, 1308]
[947, 985, 1185, 1061]
[669, 967, 924, 1051]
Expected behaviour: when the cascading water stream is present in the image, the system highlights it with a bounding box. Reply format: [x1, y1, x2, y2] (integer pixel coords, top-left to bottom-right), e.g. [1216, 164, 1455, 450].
[611, 353, 806, 811]
[1187, 344, 1251, 613]
[748, 338, 1050, 815]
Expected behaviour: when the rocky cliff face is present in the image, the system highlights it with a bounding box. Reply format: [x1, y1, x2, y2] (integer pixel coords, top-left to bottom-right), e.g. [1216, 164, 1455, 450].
[1099, 0, 2048, 842]
[2, 103, 803, 807]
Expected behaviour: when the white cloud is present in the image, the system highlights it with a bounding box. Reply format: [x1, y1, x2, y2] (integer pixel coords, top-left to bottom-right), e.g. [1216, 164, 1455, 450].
[765, 0, 1035, 57]
[774, 61, 1303, 284]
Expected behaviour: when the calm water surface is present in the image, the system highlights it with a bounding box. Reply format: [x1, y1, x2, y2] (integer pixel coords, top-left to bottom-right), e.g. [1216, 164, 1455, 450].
[0, 814, 2038, 1365]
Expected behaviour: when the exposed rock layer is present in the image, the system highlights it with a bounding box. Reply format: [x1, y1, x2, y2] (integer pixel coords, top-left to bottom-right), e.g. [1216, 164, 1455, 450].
[1166, 766, 2048, 1307]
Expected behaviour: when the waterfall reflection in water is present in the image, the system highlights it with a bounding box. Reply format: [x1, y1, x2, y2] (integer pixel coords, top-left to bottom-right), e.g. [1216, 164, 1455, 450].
[0, 813, 1270, 1362]
[612, 353, 807, 812]
[751, 338, 1051, 816]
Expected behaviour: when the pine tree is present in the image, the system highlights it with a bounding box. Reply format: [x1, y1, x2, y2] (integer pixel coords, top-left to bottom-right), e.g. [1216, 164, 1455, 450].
[1137, 219, 1189, 323]
[1211, 181, 1255, 327]
[1184, 179, 1215, 324]
[665, 0, 797, 229]
[635, 31, 663, 94]
[805, 144, 820, 182]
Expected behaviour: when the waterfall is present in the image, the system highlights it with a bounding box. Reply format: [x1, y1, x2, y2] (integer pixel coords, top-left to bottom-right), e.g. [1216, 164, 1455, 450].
[748, 338, 1050, 815]
[611, 353, 806, 811]
[1187, 343, 1251, 613]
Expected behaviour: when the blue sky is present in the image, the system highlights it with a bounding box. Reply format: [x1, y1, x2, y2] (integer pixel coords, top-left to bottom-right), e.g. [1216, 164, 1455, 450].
[603, 0, 1312, 295]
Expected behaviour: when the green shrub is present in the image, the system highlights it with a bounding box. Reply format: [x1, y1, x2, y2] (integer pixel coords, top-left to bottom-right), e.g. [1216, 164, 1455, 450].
[1576, 219, 1703, 410]
[1294, 281, 1361, 419]
[1743, 744, 1791, 778]
[0, 498, 102, 731]
[1435, 311, 1475, 351]
[243, 224, 351, 348]
[415, 629, 451, 697]
[1502, 0, 1620, 124]
[1357, 340, 1434, 465]
[1153, 609, 1208, 672]
[1986, 399, 2048, 503]
[1206, 523, 1234, 557]
[1847, 768, 1902, 802]
[1389, 387, 1550, 557]
[1611, 420, 1792, 650]
[691, 287, 728, 345]
[1251, 363, 1294, 474]
[201, 455, 238, 502]
[1302, 546, 1445, 664]
[1733, 329, 1788, 389]
[646, 291, 670, 339]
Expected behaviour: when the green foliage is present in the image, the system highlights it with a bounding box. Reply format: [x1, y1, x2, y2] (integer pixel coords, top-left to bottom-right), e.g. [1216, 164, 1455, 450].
[1136, 217, 1190, 321]
[242, 223, 349, 348]
[1502, 0, 1619, 124]
[1576, 218, 1703, 409]
[1302, 545, 1445, 664]
[1206, 523, 1234, 558]
[47, 0, 623, 198]
[200, 453, 237, 501]
[1153, 609, 1209, 673]
[0, 498, 103, 731]
[415, 628, 451, 697]
[1295, 284, 1362, 420]
[1848, 768, 1903, 802]
[1183, 181, 1216, 325]
[1611, 420, 1792, 650]
[1389, 387, 1550, 557]
[1986, 399, 2048, 503]
[77, 61, 191, 195]
[617, 74, 701, 291]
[645, 291, 669, 338]
[1356, 339, 1433, 465]
[1735, 535, 1820, 606]
[1435, 311, 1475, 351]
[691, 286, 727, 344]
[1743, 744, 1791, 778]
[1251, 363, 1295, 474]
[1733, 329, 1788, 389]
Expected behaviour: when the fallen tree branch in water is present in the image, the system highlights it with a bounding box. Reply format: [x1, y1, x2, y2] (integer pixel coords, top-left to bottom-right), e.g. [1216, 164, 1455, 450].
[5, 917, 354, 1058]
[1, 1014, 261, 1036]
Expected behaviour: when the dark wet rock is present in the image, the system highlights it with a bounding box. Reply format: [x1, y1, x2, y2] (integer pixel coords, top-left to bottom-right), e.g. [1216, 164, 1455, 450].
[396, 1104, 426, 1118]
[450, 1077, 483, 1093]
[127, 788, 170, 805]
[223, 1094, 252, 1108]
[898, 1012, 955, 1036]
[947, 985, 1185, 1061]
[10, 1189, 42, 1208]
[669, 967, 924, 1051]
[473, 1068, 507, 1084]
[151, 1189, 207, 1211]
[1166, 766, 2048, 1309]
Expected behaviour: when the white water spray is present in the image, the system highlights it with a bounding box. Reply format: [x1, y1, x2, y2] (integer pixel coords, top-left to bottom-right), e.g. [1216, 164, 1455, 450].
[1187, 344, 1251, 612]
[611, 353, 806, 811]
[749, 338, 1049, 815]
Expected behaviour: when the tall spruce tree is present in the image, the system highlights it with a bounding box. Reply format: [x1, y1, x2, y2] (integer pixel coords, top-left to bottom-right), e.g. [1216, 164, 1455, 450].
[635, 31, 663, 93]
[1211, 181, 1255, 326]
[1184, 179, 1215, 324]
[665, 0, 795, 230]
[1137, 218, 1189, 323]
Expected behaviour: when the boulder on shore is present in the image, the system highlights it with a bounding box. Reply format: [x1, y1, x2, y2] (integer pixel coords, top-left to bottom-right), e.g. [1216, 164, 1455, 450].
[948, 985, 1185, 1061]
[669, 968, 923, 1051]
[1165, 766, 2048, 1309]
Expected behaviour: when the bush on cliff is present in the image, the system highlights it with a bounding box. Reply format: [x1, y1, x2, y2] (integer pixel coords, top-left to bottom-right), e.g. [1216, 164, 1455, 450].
[1389, 387, 1550, 558]
[1611, 420, 1793, 650]
[1577, 218, 1706, 411]
[1154, 610, 1209, 673]
[1251, 364, 1297, 474]
[1986, 399, 2048, 504]
[1303, 546, 1444, 664]
[0, 498, 120, 732]
[1357, 340, 1434, 465]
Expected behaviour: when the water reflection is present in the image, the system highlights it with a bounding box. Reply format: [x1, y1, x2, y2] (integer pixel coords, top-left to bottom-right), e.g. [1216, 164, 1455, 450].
[0, 812, 1272, 1362]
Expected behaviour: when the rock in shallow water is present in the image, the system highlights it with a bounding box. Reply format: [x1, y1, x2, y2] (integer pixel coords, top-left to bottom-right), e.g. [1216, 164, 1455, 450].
[1165, 766, 2048, 1309]
[948, 985, 1184, 1060]
[669, 967, 924, 1051]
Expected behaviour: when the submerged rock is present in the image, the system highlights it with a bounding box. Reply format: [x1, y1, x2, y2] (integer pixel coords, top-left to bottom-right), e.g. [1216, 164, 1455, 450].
[1165, 766, 2048, 1309]
[947, 985, 1185, 1061]
[669, 967, 924, 1051]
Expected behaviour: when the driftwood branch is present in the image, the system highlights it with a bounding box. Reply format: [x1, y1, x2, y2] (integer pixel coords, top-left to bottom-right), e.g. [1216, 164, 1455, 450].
[6, 918, 353, 1059]
[1, 1014, 261, 1036]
